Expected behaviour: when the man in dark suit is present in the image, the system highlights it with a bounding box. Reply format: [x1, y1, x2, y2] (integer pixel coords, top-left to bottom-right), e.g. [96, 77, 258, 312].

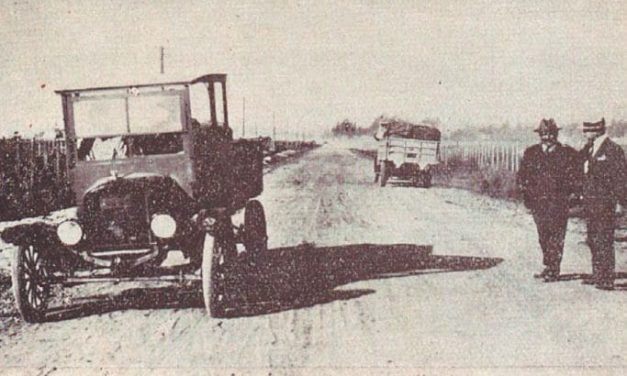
[517, 119, 580, 282]
[580, 118, 626, 290]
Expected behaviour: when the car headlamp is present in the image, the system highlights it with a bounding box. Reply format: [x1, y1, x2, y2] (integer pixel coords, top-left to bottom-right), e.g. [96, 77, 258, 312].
[57, 220, 83, 246]
[150, 214, 177, 238]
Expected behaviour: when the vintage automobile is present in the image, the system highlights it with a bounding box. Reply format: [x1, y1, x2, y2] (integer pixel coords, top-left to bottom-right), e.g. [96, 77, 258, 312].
[1, 74, 267, 321]
[374, 122, 441, 187]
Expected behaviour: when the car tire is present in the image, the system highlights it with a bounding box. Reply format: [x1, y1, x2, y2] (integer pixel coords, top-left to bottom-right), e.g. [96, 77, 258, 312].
[12, 244, 50, 323]
[423, 171, 432, 188]
[243, 200, 267, 256]
[380, 163, 389, 187]
[412, 174, 421, 187]
[201, 219, 235, 318]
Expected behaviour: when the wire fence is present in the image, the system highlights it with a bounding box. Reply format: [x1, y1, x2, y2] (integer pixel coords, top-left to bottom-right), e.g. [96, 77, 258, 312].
[441, 141, 525, 172]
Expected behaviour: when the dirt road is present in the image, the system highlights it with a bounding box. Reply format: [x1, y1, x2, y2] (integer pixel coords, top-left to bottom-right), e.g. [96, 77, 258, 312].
[0, 142, 625, 373]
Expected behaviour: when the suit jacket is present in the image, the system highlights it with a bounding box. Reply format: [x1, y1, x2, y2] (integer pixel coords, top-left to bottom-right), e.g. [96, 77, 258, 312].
[581, 137, 627, 216]
[517, 142, 580, 213]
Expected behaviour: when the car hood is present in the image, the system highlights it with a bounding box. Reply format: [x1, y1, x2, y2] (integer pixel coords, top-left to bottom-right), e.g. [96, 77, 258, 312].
[79, 172, 196, 219]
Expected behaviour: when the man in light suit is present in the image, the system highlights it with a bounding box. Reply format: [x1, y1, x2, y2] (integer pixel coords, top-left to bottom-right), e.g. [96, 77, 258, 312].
[580, 118, 627, 290]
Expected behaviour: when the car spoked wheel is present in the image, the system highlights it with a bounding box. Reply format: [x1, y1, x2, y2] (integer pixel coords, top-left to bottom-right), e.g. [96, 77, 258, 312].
[12, 244, 50, 323]
[201, 219, 235, 318]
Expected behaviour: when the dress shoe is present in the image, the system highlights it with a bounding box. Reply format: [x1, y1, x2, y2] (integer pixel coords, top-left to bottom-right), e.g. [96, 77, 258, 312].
[543, 272, 560, 282]
[581, 276, 598, 285]
[595, 281, 614, 291]
[534, 268, 550, 279]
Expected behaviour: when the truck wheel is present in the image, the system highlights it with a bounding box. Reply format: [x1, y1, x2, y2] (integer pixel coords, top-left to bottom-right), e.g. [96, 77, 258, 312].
[411, 174, 421, 187]
[201, 220, 235, 318]
[380, 163, 389, 187]
[423, 171, 432, 188]
[12, 244, 50, 323]
[243, 200, 268, 256]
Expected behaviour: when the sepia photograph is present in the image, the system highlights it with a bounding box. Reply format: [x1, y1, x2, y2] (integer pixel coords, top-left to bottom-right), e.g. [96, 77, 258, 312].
[0, 1, 625, 375]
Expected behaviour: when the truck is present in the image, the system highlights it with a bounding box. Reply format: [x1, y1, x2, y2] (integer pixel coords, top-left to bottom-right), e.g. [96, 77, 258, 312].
[374, 122, 441, 187]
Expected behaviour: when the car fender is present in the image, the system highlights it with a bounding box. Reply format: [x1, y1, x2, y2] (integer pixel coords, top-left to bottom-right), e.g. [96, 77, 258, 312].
[0, 222, 59, 248]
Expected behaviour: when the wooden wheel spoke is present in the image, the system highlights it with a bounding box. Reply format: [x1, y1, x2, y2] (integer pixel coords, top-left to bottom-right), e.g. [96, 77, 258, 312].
[23, 255, 35, 270]
[27, 289, 35, 306]
[36, 264, 47, 278]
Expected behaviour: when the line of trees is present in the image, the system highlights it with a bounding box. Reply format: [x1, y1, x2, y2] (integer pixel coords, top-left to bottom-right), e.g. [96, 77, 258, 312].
[330, 116, 627, 144]
[330, 116, 442, 137]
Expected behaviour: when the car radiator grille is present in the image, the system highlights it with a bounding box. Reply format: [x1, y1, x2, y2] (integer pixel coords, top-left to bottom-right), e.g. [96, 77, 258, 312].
[89, 194, 152, 248]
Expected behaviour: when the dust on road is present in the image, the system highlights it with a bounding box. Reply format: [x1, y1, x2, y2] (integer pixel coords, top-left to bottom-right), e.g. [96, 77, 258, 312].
[0, 142, 625, 372]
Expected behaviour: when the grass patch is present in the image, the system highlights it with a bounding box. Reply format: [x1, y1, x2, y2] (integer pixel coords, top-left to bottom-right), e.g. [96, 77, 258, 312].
[434, 156, 520, 200]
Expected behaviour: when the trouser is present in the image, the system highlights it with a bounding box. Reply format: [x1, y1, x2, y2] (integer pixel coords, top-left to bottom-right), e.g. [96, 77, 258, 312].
[532, 209, 568, 272]
[586, 215, 615, 283]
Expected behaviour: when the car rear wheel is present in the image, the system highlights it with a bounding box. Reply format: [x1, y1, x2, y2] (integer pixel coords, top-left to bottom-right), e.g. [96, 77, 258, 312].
[423, 171, 432, 188]
[243, 200, 267, 256]
[380, 162, 389, 187]
[12, 244, 50, 323]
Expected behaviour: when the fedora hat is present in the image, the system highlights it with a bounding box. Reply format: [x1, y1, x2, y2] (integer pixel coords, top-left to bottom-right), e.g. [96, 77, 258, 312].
[582, 118, 606, 133]
[534, 118, 560, 133]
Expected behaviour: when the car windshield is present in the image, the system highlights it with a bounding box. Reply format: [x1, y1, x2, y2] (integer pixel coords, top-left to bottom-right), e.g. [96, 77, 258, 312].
[73, 91, 183, 138]
[76, 132, 184, 161]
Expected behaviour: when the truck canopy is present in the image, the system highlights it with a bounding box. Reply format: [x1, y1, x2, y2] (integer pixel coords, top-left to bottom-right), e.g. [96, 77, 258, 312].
[375, 122, 441, 141]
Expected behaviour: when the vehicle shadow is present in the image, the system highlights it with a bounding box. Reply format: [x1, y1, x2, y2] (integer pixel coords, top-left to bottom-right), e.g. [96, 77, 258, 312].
[229, 243, 503, 317]
[44, 243, 503, 321]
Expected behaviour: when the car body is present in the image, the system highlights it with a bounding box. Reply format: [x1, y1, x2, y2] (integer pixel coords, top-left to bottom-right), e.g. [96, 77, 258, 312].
[1, 74, 268, 321]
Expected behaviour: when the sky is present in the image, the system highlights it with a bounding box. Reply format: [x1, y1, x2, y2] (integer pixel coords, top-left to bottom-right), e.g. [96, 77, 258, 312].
[0, 0, 625, 138]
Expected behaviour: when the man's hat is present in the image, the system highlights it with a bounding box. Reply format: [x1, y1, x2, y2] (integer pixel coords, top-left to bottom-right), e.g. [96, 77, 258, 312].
[534, 118, 560, 134]
[582, 118, 606, 133]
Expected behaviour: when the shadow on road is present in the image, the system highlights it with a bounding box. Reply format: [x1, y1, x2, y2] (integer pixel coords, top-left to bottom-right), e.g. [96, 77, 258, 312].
[227, 243, 503, 317]
[43, 243, 503, 321]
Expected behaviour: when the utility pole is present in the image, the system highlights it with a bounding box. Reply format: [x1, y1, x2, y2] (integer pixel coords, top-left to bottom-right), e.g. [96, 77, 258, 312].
[242, 97, 246, 138]
[272, 112, 276, 140]
[160, 46, 164, 74]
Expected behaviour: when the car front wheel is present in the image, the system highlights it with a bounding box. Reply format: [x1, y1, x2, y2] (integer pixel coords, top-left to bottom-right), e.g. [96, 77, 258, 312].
[201, 219, 235, 318]
[12, 244, 50, 323]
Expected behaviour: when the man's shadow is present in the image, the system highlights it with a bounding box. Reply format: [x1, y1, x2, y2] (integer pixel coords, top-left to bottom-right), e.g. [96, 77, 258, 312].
[45, 243, 503, 321]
